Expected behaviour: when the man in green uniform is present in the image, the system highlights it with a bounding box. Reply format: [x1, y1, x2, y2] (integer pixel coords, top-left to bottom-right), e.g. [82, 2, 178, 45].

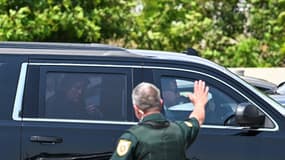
[111, 80, 209, 160]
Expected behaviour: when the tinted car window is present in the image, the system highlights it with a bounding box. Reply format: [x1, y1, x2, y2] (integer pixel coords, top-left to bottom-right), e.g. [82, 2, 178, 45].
[23, 65, 128, 121]
[161, 77, 236, 125]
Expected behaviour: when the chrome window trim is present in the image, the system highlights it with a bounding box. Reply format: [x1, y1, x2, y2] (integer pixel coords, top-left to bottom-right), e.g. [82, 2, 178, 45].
[22, 118, 137, 125]
[202, 125, 276, 132]
[12, 63, 27, 121]
[13, 62, 279, 132]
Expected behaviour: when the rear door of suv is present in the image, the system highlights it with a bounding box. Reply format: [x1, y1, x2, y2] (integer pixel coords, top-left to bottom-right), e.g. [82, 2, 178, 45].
[18, 59, 138, 160]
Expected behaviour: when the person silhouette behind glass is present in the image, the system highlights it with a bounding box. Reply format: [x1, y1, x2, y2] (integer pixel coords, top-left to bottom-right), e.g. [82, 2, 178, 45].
[161, 78, 189, 119]
[45, 74, 103, 119]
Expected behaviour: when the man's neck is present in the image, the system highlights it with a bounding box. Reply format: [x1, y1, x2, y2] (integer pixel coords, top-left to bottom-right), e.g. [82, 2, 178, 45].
[143, 110, 161, 117]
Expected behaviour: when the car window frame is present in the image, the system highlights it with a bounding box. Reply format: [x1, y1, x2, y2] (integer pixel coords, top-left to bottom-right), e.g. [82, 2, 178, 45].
[13, 62, 138, 125]
[38, 66, 130, 121]
[160, 76, 238, 125]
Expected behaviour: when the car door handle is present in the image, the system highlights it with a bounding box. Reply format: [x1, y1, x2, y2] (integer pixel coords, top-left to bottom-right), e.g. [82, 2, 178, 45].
[30, 136, 63, 144]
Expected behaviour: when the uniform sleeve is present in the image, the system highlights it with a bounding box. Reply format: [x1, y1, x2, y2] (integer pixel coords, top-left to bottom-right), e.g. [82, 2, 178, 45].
[111, 132, 138, 160]
[176, 117, 200, 147]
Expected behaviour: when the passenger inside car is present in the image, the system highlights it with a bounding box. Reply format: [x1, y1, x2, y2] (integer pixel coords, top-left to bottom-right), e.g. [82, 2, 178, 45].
[161, 78, 189, 119]
[45, 74, 103, 120]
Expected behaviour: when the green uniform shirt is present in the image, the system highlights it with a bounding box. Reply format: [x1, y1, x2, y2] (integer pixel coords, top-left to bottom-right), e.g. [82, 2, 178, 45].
[111, 113, 200, 160]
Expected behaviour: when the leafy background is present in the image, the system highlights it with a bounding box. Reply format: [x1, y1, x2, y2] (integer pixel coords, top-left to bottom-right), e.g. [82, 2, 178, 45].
[0, 0, 284, 67]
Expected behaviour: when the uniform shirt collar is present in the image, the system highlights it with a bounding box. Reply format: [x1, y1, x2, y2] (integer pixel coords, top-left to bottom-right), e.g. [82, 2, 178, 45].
[141, 113, 166, 122]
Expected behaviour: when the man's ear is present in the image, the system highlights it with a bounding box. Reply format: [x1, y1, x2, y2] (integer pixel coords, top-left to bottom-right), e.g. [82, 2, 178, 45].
[160, 99, 164, 106]
[134, 105, 144, 115]
[133, 104, 139, 111]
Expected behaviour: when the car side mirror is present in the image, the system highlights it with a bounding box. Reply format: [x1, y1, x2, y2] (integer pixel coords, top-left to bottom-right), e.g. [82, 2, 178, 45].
[235, 103, 265, 128]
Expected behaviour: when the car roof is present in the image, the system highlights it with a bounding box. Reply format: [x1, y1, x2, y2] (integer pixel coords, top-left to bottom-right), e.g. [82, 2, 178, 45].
[0, 41, 141, 57]
[0, 41, 226, 71]
[128, 49, 225, 71]
[0, 41, 128, 51]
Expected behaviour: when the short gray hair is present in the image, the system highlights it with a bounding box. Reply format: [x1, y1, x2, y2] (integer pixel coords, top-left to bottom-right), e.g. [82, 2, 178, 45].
[132, 82, 161, 110]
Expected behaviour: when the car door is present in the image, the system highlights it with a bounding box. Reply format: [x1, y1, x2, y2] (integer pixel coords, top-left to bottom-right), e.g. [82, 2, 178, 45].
[19, 62, 136, 160]
[0, 56, 27, 160]
[152, 68, 281, 160]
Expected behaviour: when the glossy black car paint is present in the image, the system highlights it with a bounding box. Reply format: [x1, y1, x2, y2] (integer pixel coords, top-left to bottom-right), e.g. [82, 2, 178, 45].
[0, 42, 284, 160]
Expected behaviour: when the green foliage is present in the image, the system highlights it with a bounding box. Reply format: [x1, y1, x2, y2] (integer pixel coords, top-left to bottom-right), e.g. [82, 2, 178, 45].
[0, 0, 135, 42]
[0, 0, 284, 67]
[127, 0, 213, 51]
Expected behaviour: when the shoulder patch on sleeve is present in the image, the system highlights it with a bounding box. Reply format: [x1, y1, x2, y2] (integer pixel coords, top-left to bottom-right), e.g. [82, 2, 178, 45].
[184, 121, 193, 127]
[116, 139, 132, 157]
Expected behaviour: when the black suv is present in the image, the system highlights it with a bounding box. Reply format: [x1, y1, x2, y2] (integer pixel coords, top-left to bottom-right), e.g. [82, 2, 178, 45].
[0, 42, 284, 160]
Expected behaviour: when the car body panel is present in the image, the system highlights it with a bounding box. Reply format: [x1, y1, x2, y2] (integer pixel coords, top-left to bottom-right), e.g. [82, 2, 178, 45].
[0, 42, 284, 159]
[0, 55, 27, 159]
